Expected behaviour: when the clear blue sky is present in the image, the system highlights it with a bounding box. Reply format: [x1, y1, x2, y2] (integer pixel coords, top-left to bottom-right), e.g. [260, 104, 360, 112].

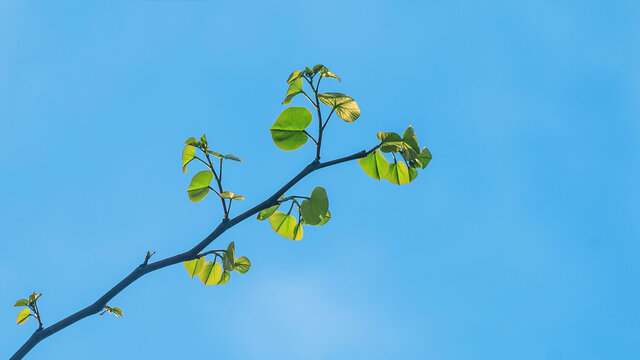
[1, 1, 638, 359]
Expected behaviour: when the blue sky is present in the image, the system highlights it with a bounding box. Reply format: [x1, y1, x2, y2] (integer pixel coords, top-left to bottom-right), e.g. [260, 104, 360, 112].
[1, 1, 638, 359]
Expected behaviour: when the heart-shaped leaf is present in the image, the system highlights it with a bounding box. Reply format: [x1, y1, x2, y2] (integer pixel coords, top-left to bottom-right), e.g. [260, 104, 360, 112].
[318, 93, 360, 122]
[187, 171, 213, 202]
[183, 257, 205, 278]
[377, 132, 404, 153]
[312, 64, 341, 82]
[270, 107, 313, 151]
[234, 256, 251, 274]
[217, 270, 231, 285]
[287, 70, 302, 84]
[300, 187, 329, 225]
[358, 149, 389, 180]
[385, 161, 411, 185]
[199, 262, 223, 285]
[269, 211, 302, 240]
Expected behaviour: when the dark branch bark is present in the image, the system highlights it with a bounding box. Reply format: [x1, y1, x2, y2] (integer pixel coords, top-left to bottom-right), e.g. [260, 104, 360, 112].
[10, 145, 379, 360]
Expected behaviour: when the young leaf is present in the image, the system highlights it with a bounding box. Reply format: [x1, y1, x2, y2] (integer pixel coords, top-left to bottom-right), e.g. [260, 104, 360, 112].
[185, 137, 199, 146]
[223, 242, 235, 271]
[14, 299, 29, 307]
[402, 126, 420, 154]
[385, 161, 411, 185]
[358, 149, 389, 180]
[282, 77, 303, 105]
[377, 132, 404, 153]
[200, 134, 207, 146]
[270, 107, 313, 151]
[183, 257, 205, 278]
[219, 191, 245, 200]
[187, 171, 213, 202]
[182, 145, 196, 174]
[269, 211, 299, 239]
[287, 70, 302, 84]
[318, 93, 360, 122]
[408, 166, 418, 182]
[199, 262, 223, 285]
[222, 154, 243, 162]
[217, 270, 231, 285]
[312, 64, 341, 81]
[300, 187, 329, 226]
[292, 222, 303, 240]
[17, 308, 30, 325]
[411, 147, 432, 169]
[234, 256, 251, 274]
[28, 293, 41, 304]
[257, 203, 280, 221]
[112, 307, 123, 317]
[207, 150, 223, 158]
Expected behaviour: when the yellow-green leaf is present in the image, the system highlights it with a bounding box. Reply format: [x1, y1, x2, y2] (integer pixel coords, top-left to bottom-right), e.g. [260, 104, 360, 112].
[269, 211, 299, 239]
[358, 149, 389, 180]
[234, 256, 251, 274]
[199, 262, 223, 285]
[187, 171, 213, 202]
[182, 145, 195, 174]
[183, 257, 205, 278]
[220, 191, 245, 200]
[257, 203, 280, 221]
[318, 93, 360, 122]
[270, 107, 313, 151]
[217, 270, 231, 285]
[385, 162, 411, 185]
[282, 77, 303, 105]
[17, 308, 30, 325]
[14, 299, 29, 307]
[112, 306, 123, 317]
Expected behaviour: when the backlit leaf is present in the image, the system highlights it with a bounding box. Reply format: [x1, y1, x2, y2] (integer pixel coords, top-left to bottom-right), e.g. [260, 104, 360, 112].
[187, 171, 213, 202]
[270, 107, 313, 151]
[318, 93, 360, 122]
[269, 211, 299, 239]
[257, 203, 280, 221]
[217, 270, 230, 285]
[220, 191, 245, 200]
[199, 262, 223, 285]
[17, 308, 30, 325]
[234, 256, 251, 274]
[182, 145, 195, 174]
[112, 307, 123, 317]
[377, 132, 404, 153]
[183, 257, 205, 278]
[287, 70, 302, 84]
[185, 137, 199, 146]
[385, 161, 411, 185]
[222, 154, 242, 162]
[312, 64, 341, 81]
[14, 299, 28, 307]
[282, 77, 303, 105]
[358, 149, 389, 180]
[223, 242, 235, 271]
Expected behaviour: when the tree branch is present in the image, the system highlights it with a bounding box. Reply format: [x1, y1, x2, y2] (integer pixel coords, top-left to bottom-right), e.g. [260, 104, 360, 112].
[10, 144, 380, 360]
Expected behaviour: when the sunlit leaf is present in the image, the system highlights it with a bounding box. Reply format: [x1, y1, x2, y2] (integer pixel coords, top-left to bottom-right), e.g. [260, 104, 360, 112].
[207, 150, 223, 158]
[408, 166, 418, 182]
[269, 211, 299, 239]
[257, 203, 280, 221]
[17, 308, 30, 325]
[199, 262, 223, 285]
[358, 149, 389, 180]
[287, 70, 302, 84]
[222, 154, 242, 162]
[300, 187, 329, 225]
[282, 77, 303, 105]
[182, 145, 196, 174]
[318, 93, 360, 122]
[377, 132, 404, 153]
[185, 137, 199, 146]
[187, 171, 213, 202]
[14, 299, 28, 307]
[183, 257, 205, 278]
[219, 191, 245, 200]
[200, 134, 207, 146]
[217, 270, 230, 285]
[234, 256, 251, 274]
[412, 147, 432, 169]
[270, 107, 312, 151]
[112, 307, 123, 317]
[28, 293, 41, 304]
[385, 161, 411, 185]
[312, 64, 341, 81]
[223, 242, 235, 271]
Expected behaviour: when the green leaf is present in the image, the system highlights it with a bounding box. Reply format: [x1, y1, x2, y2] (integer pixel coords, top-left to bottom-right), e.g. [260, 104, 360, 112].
[269, 211, 299, 239]
[312, 64, 341, 81]
[222, 154, 242, 162]
[187, 171, 213, 202]
[317, 210, 331, 226]
[412, 147, 432, 169]
[270, 107, 313, 151]
[14, 299, 28, 307]
[199, 262, 223, 285]
[217, 270, 231, 285]
[183, 257, 205, 278]
[28, 293, 41, 303]
[318, 93, 360, 122]
[219, 191, 245, 200]
[287, 70, 302, 84]
[112, 306, 123, 317]
[182, 145, 196, 174]
[358, 149, 389, 180]
[282, 77, 303, 105]
[257, 203, 280, 221]
[300, 187, 329, 226]
[402, 126, 420, 153]
[200, 134, 208, 146]
[223, 242, 235, 271]
[17, 308, 30, 325]
[377, 132, 404, 153]
[185, 137, 199, 146]
[408, 166, 418, 182]
[385, 161, 411, 185]
[207, 150, 223, 158]
[234, 256, 251, 274]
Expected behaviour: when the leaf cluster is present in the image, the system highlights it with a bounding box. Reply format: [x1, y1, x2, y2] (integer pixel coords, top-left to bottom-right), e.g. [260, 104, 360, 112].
[182, 241, 251, 286]
[13, 292, 43, 327]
